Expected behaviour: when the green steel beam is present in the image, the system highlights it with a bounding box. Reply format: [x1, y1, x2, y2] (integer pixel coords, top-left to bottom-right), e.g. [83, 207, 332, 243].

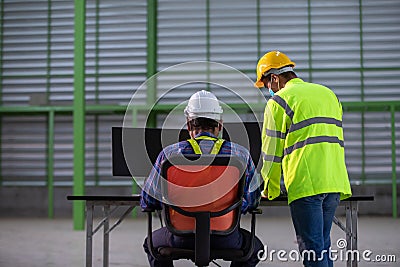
[73, 0, 86, 230]
[47, 110, 55, 218]
[390, 106, 398, 218]
[342, 101, 400, 111]
[131, 107, 138, 127]
[0, 101, 399, 115]
[146, 0, 157, 128]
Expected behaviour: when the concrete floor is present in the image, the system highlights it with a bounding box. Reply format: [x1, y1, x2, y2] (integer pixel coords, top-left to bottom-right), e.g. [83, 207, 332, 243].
[0, 215, 399, 267]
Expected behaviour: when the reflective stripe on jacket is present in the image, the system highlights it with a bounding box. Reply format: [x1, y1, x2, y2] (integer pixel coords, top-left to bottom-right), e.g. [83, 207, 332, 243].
[261, 78, 352, 204]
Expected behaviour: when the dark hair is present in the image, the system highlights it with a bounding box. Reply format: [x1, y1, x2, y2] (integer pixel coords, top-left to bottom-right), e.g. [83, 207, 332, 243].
[263, 71, 296, 81]
[280, 71, 296, 80]
[188, 117, 219, 131]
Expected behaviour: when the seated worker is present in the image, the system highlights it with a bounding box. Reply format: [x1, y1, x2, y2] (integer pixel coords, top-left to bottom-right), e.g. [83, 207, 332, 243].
[140, 90, 264, 267]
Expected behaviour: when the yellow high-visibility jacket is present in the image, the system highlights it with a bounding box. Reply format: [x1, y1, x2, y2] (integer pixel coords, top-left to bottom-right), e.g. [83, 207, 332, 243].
[261, 78, 352, 204]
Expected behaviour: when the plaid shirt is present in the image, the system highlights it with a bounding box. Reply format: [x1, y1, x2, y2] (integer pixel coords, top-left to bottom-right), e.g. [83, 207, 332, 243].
[140, 132, 262, 214]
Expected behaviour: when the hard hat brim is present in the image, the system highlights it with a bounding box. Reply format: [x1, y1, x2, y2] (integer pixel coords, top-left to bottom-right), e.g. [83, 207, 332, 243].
[254, 80, 264, 88]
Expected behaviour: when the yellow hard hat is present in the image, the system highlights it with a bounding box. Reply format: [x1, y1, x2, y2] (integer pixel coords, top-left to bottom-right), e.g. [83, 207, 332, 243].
[254, 51, 296, 88]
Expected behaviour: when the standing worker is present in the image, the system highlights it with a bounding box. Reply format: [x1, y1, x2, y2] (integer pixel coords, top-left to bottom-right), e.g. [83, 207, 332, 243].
[141, 90, 264, 267]
[254, 51, 352, 267]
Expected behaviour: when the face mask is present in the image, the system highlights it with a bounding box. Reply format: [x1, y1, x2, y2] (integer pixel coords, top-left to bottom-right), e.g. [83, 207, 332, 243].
[268, 75, 275, 97]
[268, 88, 275, 97]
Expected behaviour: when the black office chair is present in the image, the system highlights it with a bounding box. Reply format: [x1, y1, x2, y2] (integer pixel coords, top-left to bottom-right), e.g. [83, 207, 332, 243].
[144, 154, 261, 267]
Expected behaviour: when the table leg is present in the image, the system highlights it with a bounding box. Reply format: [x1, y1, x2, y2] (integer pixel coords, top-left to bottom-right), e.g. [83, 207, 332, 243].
[86, 202, 94, 267]
[351, 201, 358, 267]
[346, 203, 352, 267]
[345, 201, 359, 267]
[103, 205, 110, 267]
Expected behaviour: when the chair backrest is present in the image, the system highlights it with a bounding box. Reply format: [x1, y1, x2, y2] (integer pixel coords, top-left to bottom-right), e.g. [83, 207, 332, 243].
[160, 154, 246, 235]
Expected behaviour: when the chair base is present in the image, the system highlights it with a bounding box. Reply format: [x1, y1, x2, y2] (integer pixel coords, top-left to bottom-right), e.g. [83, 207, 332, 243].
[157, 228, 253, 264]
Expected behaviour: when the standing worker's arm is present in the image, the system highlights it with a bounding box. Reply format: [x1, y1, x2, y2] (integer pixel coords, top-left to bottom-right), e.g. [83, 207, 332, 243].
[260, 97, 290, 200]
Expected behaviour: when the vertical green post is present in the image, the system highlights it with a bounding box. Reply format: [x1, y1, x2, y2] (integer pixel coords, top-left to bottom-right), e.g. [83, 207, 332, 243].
[390, 105, 397, 218]
[73, 0, 86, 230]
[131, 106, 138, 128]
[47, 110, 55, 218]
[146, 0, 157, 128]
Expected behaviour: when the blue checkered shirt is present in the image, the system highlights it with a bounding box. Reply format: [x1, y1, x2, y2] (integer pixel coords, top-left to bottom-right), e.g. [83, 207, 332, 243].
[140, 132, 262, 214]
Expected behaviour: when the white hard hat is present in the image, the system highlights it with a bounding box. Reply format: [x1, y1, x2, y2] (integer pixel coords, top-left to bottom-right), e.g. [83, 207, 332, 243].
[184, 90, 223, 121]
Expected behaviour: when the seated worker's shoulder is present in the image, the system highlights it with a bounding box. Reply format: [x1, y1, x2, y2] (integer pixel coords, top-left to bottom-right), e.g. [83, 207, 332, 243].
[226, 141, 252, 161]
[162, 139, 195, 157]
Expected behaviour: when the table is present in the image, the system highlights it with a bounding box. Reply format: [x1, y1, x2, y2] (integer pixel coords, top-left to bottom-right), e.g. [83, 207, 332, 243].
[67, 194, 374, 267]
